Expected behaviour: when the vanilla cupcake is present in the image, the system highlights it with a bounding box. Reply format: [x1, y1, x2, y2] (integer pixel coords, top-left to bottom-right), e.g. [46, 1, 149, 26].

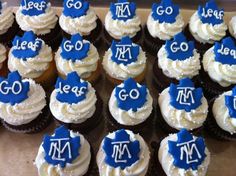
[103, 36, 147, 84]
[35, 125, 92, 176]
[158, 129, 210, 176]
[229, 16, 236, 40]
[0, 43, 7, 77]
[97, 129, 150, 176]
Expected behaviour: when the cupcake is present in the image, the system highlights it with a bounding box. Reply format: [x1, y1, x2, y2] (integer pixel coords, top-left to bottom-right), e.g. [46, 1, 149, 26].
[187, 0, 228, 53]
[8, 31, 56, 89]
[0, 71, 51, 133]
[158, 78, 208, 133]
[144, 0, 185, 55]
[104, 0, 142, 46]
[229, 16, 236, 40]
[16, 0, 62, 50]
[153, 32, 201, 90]
[158, 129, 210, 176]
[0, 43, 7, 77]
[49, 72, 103, 133]
[107, 78, 153, 132]
[35, 125, 92, 176]
[103, 36, 147, 85]
[97, 129, 150, 176]
[55, 34, 101, 84]
[0, 1, 19, 46]
[59, 0, 103, 48]
[201, 37, 236, 96]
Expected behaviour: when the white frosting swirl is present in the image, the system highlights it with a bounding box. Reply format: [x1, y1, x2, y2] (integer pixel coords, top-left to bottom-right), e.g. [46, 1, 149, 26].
[229, 16, 236, 39]
[59, 8, 98, 36]
[147, 13, 185, 40]
[16, 3, 58, 35]
[158, 133, 210, 176]
[55, 41, 99, 79]
[0, 79, 46, 126]
[189, 12, 227, 44]
[96, 130, 150, 176]
[35, 131, 91, 176]
[203, 47, 236, 87]
[50, 82, 97, 124]
[158, 45, 201, 80]
[105, 11, 141, 39]
[212, 91, 236, 134]
[8, 41, 53, 79]
[0, 6, 14, 35]
[0, 44, 7, 69]
[158, 87, 208, 131]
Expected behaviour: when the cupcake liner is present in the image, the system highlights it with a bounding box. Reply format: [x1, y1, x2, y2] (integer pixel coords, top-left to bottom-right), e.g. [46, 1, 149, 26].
[0, 59, 9, 77]
[84, 143, 97, 176]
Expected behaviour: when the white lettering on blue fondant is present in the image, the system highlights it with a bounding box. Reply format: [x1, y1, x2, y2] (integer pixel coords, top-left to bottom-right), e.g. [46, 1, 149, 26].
[170, 42, 189, 53]
[176, 87, 195, 105]
[66, 0, 82, 9]
[115, 2, 131, 18]
[201, 8, 224, 20]
[156, 6, 173, 15]
[217, 44, 236, 59]
[0, 81, 22, 95]
[63, 40, 83, 52]
[118, 89, 140, 101]
[111, 141, 131, 163]
[22, 0, 47, 11]
[13, 39, 42, 51]
[58, 82, 87, 97]
[115, 44, 132, 62]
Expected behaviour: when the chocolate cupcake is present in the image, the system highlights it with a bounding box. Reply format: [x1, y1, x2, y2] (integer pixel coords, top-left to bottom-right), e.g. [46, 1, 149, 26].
[49, 72, 103, 133]
[0, 71, 51, 133]
[158, 78, 208, 133]
[35, 126, 92, 176]
[153, 32, 201, 91]
[229, 16, 236, 41]
[158, 129, 211, 176]
[144, 0, 185, 55]
[0, 43, 7, 77]
[104, 0, 142, 46]
[59, 0, 103, 48]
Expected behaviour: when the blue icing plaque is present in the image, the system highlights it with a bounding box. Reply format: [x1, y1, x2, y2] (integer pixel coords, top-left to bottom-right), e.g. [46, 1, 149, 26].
[151, 0, 180, 23]
[60, 34, 90, 62]
[12, 31, 43, 60]
[21, 0, 49, 16]
[214, 37, 236, 65]
[115, 78, 147, 112]
[169, 78, 203, 112]
[63, 0, 89, 18]
[165, 32, 194, 61]
[43, 126, 81, 168]
[198, 0, 224, 25]
[168, 129, 206, 170]
[111, 36, 140, 65]
[0, 71, 29, 105]
[103, 129, 140, 169]
[225, 86, 236, 119]
[55, 72, 88, 104]
[110, 0, 136, 22]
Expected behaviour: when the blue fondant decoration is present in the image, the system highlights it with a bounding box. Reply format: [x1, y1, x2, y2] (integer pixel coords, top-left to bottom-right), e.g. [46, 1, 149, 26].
[169, 78, 203, 112]
[63, 0, 89, 18]
[198, 0, 224, 25]
[0, 71, 29, 105]
[60, 34, 90, 62]
[151, 0, 179, 23]
[0, 2, 2, 14]
[55, 72, 88, 104]
[111, 36, 140, 65]
[42, 126, 81, 168]
[168, 129, 206, 170]
[115, 78, 147, 112]
[165, 32, 194, 61]
[225, 86, 236, 119]
[214, 37, 236, 65]
[103, 129, 140, 169]
[12, 31, 43, 60]
[21, 0, 49, 16]
[110, 0, 136, 22]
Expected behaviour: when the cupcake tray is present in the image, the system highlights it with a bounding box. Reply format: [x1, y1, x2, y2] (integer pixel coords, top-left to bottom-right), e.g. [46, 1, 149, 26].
[0, 7, 236, 176]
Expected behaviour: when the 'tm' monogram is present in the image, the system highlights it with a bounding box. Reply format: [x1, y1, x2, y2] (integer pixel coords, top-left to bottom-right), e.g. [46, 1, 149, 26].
[115, 2, 131, 18]
[176, 87, 195, 106]
[115, 44, 132, 62]
[111, 141, 132, 163]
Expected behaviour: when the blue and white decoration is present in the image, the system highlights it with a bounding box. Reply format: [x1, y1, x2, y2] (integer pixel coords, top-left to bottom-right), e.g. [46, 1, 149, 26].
[214, 37, 236, 65]
[198, 0, 224, 25]
[151, 0, 180, 23]
[43, 126, 81, 168]
[0, 1, 2, 14]
[103, 129, 140, 169]
[110, 0, 136, 22]
[63, 0, 89, 18]
[12, 31, 43, 60]
[55, 72, 88, 104]
[168, 129, 206, 170]
[61, 34, 90, 62]
[165, 32, 194, 61]
[111, 36, 140, 65]
[0, 71, 29, 105]
[225, 86, 236, 119]
[21, 0, 49, 16]
[169, 78, 203, 112]
[115, 78, 147, 112]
